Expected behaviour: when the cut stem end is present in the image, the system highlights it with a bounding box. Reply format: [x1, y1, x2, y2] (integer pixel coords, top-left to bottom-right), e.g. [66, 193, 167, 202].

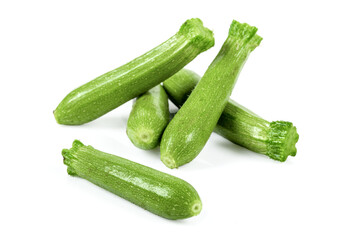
[161, 154, 178, 169]
[267, 121, 299, 162]
[191, 200, 202, 216]
[127, 128, 157, 150]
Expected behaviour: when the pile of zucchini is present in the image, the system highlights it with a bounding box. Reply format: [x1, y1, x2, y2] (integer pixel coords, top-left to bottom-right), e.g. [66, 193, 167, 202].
[56, 18, 299, 220]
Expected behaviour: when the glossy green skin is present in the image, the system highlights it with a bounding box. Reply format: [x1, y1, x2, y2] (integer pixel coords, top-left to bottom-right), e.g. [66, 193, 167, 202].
[216, 104, 299, 162]
[160, 21, 262, 168]
[163, 69, 299, 162]
[126, 85, 170, 150]
[54, 18, 214, 125]
[163, 69, 200, 108]
[63, 140, 202, 220]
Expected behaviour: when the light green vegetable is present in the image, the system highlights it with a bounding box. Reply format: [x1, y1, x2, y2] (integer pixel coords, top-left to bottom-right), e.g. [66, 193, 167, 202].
[54, 18, 214, 125]
[163, 69, 299, 162]
[160, 20, 262, 168]
[164, 69, 201, 107]
[63, 140, 202, 220]
[126, 85, 169, 150]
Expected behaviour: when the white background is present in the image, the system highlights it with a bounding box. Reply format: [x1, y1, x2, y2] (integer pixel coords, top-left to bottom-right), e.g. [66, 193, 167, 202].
[1, 0, 345, 239]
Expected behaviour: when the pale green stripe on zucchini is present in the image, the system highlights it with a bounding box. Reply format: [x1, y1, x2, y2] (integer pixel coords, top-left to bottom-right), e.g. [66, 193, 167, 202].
[126, 85, 169, 150]
[63, 140, 202, 220]
[163, 69, 299, 162]
[160, 20, 262, 168]
[54, 18, 214, 125]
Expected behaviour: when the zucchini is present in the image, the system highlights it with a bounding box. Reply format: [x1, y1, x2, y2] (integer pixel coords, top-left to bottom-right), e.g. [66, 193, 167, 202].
[164, 69, 201, 107]
[54, 18, 214, 125]
[163, 69, 299, 162]
[62, 140, 202, 220]
[160, 20, 262, 168]
[126, 85, 170, 150]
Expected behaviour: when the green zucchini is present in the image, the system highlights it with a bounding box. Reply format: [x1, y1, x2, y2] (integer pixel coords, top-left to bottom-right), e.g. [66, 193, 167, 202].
[126, 85, 170, 150]
[160, 20, 262, 168]
[164, 69, 201, 107]
[62, 140, 202, 220]
[54, 18, 214, 125]
[163, 69, 299, 162]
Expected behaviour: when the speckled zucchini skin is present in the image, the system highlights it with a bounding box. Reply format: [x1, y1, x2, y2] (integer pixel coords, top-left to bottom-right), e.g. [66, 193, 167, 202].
[126, 85, 170, 150]
[54, 18, 214, 125]
[163, 69, 299, 162]
[215, 104, 299, 162]
[63, 140, 202, 220]
[160, 21, 262, 168]
[163, 69, 201, 108]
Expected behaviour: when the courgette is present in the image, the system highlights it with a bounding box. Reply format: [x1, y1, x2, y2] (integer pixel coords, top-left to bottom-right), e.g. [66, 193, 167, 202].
[54, 18, 214, 125]
[163, 69, 299, 162]
[62, 140, 202, 220]
[160, 20, 262, 168]
[126, 85, 170, 150]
